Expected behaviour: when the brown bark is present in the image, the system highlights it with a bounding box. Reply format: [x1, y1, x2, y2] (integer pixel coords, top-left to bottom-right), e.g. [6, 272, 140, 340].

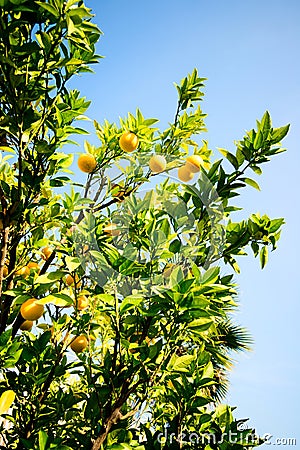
[91, 378, 145, 450]
[91, 407, 122, 450]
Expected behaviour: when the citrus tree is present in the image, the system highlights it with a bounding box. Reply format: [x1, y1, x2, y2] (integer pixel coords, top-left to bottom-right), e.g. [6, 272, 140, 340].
[0, 1, 289, 449]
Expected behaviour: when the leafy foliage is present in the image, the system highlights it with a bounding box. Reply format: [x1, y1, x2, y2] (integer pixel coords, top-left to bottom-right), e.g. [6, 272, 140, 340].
[0, 2, 288, 450]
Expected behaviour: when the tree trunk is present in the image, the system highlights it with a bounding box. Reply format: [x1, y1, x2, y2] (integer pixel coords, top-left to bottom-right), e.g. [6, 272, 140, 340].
[91, 407, 122, 450]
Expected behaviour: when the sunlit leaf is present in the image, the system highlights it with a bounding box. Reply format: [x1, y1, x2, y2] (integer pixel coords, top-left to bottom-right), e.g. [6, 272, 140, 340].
[0, 390, 15, 415]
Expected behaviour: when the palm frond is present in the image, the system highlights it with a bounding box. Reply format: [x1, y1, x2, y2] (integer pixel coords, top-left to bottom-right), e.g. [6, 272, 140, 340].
[217, 318, 252, 352]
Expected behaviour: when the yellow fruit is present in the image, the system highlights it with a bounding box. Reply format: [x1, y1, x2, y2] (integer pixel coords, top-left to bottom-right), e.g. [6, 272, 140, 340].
[178, 165, 194, 182]
[119, 131, 139, 152]
[78, 154, 97, 173]
[145, 336, 155, 346]
[27, 262, 39, 272]
[186, 155, 204, 173]
[3, 266, 8, 277]
[41, 247, 52, 261]
[20, 320, 33, 331]
[16, 266, 30, 278]
[149, 155, 167, 173]
[66, 274, 73, 286]
[65, 274, 81, 287]
[70, 335, 88, 353]
[20, 299, 44, 321]
[76, 295, 89, 311]
[103, 223, 120, 237]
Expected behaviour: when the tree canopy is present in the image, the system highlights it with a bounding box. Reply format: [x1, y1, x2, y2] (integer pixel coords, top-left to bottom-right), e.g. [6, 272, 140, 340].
[0, 1, 289, 449]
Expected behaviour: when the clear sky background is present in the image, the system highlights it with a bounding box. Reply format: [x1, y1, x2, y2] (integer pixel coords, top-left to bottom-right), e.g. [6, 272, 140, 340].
[72, 1, 300, 447]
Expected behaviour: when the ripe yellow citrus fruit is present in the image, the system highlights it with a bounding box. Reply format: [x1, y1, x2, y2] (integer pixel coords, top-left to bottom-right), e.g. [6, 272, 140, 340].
[20, 320, 33, 331]
[76, 295, 89, 311]
[119, 131, 139, 152]
[16, 266, 30, 278]
[27, 262, 39, 271]
[103, 223, 120, 237]
[149, 155, 167, 173]
[70, 335, 88, 353]
[3, 266, 8, 277]
[65, 274, 74, 286]
[20, 299, 44, 321]
[186, 155, 203, 173]
[41, 247, 52, 261]
[78, 153, 97, 173]
[178, 165, 194, 182]
[65, 274, 81, 287]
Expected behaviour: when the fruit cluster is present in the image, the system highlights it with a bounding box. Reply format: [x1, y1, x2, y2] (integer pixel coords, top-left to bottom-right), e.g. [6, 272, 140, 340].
[17, 246, 91, 354]
[77, 131, 139, 174]
[77, 131, 204, 182]
[178, 155, 204, 182]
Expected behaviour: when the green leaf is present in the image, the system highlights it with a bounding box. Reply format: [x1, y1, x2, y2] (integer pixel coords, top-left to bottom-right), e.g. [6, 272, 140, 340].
[229, 258, 240, 274]
[36, 271, 65, 284]
[201, 361, 214, 379]
[38, 430, 48, 450]
[214, 404, 233, 432]
[120, 295, 144, 314]
[54, 447, 73, 450]
[65, 256, 81, 272]
[253, 130, 263, 150]
[218, 148, 239, 169]
[251, 241, 259, 257]
[201, 266, 219, 285]
[36, 31, 52, 53]
[207, 159, 222, 179]
[0, 390, 15, 415]
[259, 111, 271, 133]
[107, 444, 133, 450]
[250, 165, 262, 175]
[271, 124, 290, 144]
[167, 354, 195, 372]
[41, 293, 73, 307]
[241, 177, 260, 190]
[169, 239, 181, 254]
[268, 218, 284, 233]
[260, 246, 268, 269]
[236, 147, 245, 166]
[97, 294, 115, 305]
[168, 266, 184, 288]
[187, 318, 213, 331]
[36, 2, 60, 17]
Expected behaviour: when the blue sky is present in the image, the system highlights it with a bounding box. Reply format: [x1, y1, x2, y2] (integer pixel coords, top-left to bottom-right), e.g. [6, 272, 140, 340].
[74, 0, 300, 446]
